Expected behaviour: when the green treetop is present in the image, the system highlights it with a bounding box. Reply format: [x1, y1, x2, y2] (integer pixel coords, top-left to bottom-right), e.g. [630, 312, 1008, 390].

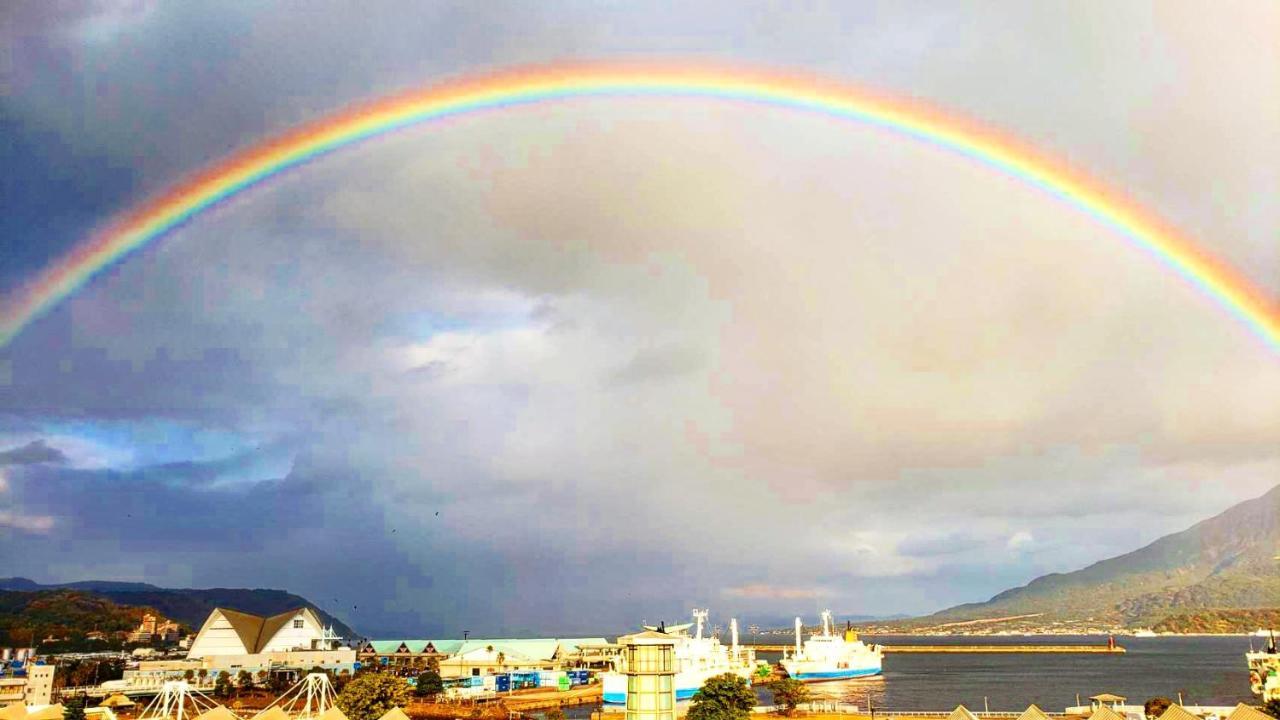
[688, 673, 756, 720]
[336, 672, 411, 720]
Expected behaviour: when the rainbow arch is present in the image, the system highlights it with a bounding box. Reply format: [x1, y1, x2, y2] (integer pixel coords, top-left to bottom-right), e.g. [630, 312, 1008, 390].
[2, 63, 1277, 351]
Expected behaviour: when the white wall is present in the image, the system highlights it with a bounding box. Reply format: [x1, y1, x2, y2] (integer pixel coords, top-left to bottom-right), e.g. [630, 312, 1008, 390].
[260, 611, 324, 653]
[187, 612, 253, 658]
[24, 665, 54, 705]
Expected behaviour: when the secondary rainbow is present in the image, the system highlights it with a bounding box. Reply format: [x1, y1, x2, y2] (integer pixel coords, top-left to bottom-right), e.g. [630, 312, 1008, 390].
[3, 64, 1277, 351]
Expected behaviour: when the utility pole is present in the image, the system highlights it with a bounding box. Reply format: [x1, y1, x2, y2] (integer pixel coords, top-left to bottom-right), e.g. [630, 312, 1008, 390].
[984, 697, 989, 715]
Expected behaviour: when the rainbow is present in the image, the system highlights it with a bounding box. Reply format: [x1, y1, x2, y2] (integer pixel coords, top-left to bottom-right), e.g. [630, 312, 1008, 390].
[2, 64, 1278, 351]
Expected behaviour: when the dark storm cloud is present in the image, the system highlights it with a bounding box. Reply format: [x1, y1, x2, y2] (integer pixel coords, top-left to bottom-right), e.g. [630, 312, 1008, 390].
[0, 439, 67, 466]
[0, 324, 262, 420]
[0, 2, 1276, 635]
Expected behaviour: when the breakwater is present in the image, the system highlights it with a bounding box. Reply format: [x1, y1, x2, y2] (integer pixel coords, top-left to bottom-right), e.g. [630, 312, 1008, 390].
[745, 644, 1124, 654]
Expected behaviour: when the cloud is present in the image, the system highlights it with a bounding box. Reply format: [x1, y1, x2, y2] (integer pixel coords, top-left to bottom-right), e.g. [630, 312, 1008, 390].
[0, 2, 1277, 633]
[0, 510, 55, 534]
[722, 584, 824, 600]
[0, 440, 67, 466]
[1006, 531, 1035, 552]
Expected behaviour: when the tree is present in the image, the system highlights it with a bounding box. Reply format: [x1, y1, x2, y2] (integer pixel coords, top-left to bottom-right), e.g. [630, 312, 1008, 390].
[1262, 700, 1280, 719]
[198, 668, 209, 685]
[336, 672, 411, 720]
[769, 678, 810, 716]
[237, 670, 255, 693]
[1144, 698, 1173, 719]
[63, 695, 86, 720]
[688, 674, 756, 720]
[414, 670, 444, 699]
[545, 710, 565, 720]
[426, 656, 440, 673]
[214, 671, 232, 699]
[183, 669, 195, 682]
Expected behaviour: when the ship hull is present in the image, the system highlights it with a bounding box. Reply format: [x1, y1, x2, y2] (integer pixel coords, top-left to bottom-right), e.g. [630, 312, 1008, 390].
[787, 667, 881, 681]
[781, 654, 882, 682]
[601, 668, 753, 704]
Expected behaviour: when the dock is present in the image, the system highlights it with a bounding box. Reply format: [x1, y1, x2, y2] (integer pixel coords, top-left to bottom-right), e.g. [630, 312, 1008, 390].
[745, 644, 1124, 654]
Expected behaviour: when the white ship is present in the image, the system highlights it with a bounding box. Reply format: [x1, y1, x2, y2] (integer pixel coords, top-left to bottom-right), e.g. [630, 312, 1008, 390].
[1247, 632, 1280, 702]
[780, 610, 882, 681]
[601, 610, 757, 704]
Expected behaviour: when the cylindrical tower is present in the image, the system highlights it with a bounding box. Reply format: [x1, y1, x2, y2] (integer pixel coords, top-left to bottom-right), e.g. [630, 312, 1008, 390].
[623, 630, 677, 720]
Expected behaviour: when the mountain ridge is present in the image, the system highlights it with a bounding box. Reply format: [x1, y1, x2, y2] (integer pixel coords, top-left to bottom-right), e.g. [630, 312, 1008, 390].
[0, 578, 357, 639]
[924, 484, 1280, 630]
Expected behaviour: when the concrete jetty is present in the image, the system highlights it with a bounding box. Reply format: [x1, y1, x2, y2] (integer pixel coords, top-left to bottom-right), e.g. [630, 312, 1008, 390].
[745, 643, 1125, 654]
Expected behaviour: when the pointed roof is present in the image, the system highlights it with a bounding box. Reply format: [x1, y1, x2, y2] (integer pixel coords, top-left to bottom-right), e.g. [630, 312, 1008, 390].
[204, 607, 317, 653]
[317, 707, 349, 720]
[948, 706, 980, 720]
[1226, 705, 1272, 720]
[98, 694, 136, 708]
[1087, 706, 1127, 720]
[377, 709, 411, 720]
[1017, 705, 1051, 720]
[1155, 705, 1202, 720]
[258, 609, 305, 649]
[0, 704, 27, 720]
[217, 608, 270, 653]
[252, 707, 291, 720]
[620, 630, 680, 645]
[25, 705, 64, 720]
[195, 706, 241, 720]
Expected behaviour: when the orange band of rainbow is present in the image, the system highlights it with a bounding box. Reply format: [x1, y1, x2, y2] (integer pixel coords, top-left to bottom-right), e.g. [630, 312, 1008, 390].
[3, 64, 1277, 351]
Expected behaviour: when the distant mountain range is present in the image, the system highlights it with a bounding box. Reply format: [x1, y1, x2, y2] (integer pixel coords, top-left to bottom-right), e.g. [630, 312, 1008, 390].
[919, 483, 1280, 631]
[0, 578, 356, 639]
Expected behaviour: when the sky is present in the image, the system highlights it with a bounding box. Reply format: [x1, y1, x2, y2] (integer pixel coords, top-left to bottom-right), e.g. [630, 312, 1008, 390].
[1, 1, 1278, 637]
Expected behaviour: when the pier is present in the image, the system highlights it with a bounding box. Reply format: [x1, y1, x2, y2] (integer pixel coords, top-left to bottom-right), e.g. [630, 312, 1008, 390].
[744, 644, 1125, 654]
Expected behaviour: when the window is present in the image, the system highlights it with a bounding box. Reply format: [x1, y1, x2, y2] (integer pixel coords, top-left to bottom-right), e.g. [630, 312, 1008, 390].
[293, 619, 304, 629]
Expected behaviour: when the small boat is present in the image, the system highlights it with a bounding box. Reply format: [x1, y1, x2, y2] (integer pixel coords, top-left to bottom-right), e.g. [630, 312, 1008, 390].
[780, 610, 882, 681]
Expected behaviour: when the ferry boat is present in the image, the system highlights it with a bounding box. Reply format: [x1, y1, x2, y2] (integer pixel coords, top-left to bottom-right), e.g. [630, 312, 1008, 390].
[601, 610, 757, 704]
[1248, 631, 1280, 702]
[780, 610, 882, 681]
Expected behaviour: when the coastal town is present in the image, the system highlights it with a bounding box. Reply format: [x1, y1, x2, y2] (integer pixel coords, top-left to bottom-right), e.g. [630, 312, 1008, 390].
[2, 605, 1277, 720]
[3, 9, 1278, 720]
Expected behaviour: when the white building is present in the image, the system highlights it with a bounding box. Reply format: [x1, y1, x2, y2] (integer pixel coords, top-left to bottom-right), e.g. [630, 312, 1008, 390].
[0, 665, 55, 706]
[187, 607, 341, 658]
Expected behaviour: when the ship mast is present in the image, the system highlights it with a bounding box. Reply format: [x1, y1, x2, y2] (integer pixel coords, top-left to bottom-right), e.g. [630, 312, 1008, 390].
[693, 609, 708, 640]
[794, 617, 802, 657]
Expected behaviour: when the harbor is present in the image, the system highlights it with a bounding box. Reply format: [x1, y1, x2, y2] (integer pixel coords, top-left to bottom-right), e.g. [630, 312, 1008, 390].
[745, 645, 1125, 655]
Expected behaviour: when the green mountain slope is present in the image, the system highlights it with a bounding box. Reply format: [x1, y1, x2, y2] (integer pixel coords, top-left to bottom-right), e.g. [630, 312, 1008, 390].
[0, 589, 157, 647]
[931, 484, 1280, 628]
[0, 580, 356, 639]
